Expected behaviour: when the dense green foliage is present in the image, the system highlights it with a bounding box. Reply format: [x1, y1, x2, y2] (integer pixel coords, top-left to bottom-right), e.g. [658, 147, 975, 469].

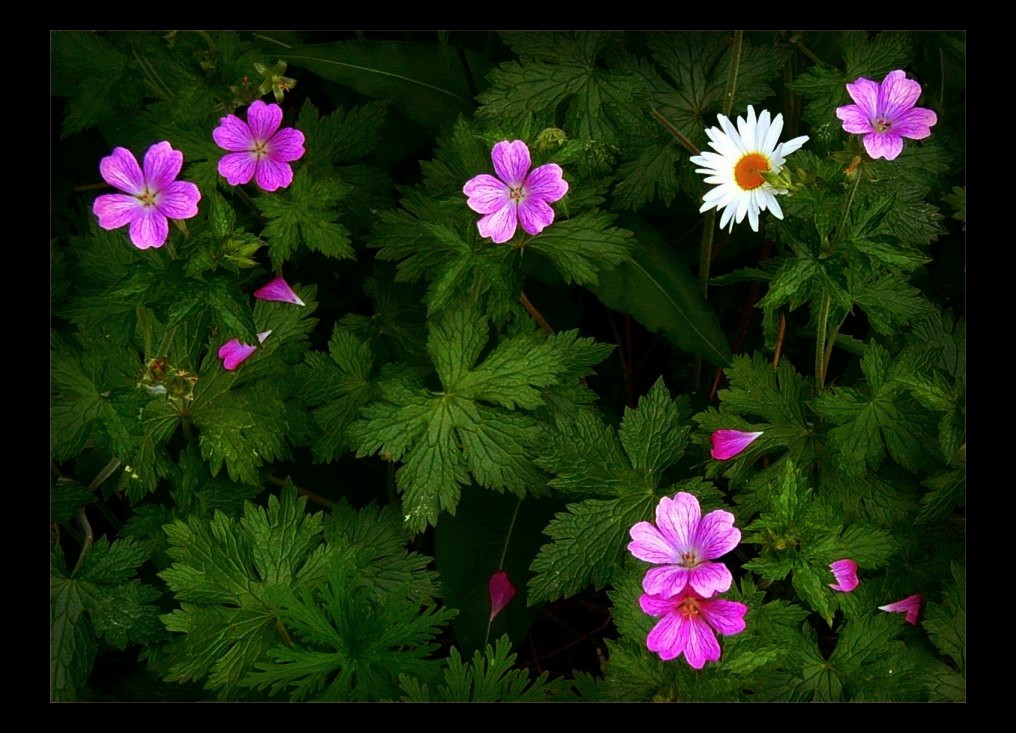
[52, 30, 964, 701]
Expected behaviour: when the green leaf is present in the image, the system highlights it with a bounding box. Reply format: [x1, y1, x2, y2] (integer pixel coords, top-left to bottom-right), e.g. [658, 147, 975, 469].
[589, 215, 730, 366]
[297, 98, 389, 170]
[399, 635, 568, 701]
[618, 377, 690, 476]
[528, 495, 654, 604]
[923, 562, 965, 673]
[286, 40, 491, 129]
[51, 481, 96, 525]
[525, 212, 634, 286]
[255, 175, 354, 268]
[435, 488, 562, 656]
[159, 486, 330, 698]
[917, 469, 965, 524]
[51, 545, 96, 701]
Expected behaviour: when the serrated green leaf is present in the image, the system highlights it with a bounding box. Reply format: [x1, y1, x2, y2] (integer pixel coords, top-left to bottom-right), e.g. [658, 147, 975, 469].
[923, 562, 964, 672]
[525, 212, 633, 286]
[528, 495, 654, 603]
[255, 176, 353, 268]
[399, 635, 567, 701]
[618, 378, 689, 475]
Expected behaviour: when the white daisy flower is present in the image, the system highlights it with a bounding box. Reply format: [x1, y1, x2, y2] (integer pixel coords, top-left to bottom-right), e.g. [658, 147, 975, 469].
[689, 105, 809, 233]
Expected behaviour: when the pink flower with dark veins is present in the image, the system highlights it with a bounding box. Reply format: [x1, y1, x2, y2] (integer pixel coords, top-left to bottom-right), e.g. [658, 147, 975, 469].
[628, 492, 741, 599]
[92, 142, 201, 249]
[213, 100, 305, 191]
[463, 140, 568, 244]
[640, 589, 748, 669]
[828, 559, 860, 592]
[836, 70, 937, 161]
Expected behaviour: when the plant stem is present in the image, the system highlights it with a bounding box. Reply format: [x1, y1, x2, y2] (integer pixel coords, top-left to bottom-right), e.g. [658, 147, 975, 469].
[649, 108, 700, 156]
[520, 291, 554, 334]
[71, 508, 94, 577]
[484, 497, 524, 648]
[87, 458, 122, 493]
[722, 31, 744, 116]
[815, 172, 863, 392]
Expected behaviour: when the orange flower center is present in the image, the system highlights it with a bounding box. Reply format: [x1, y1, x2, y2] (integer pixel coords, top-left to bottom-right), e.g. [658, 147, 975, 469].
[678, 596, 703, 620]
[734, 152, 770, 190]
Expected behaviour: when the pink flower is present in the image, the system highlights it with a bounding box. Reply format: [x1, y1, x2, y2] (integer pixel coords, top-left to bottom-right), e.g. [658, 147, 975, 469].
[254, 276, 305, 306]
[879, 594, 922, 626]
[92, 142, 201, 250]
[628, 492, 741, 599]
[218, 330, 271, 371]
[835, 70, 938, 161]
[640, 589, 747, 669]
[213, 100, 305, 191]
[710, 429, 763, 461]
[828, 559, 860, 592]
[488, 570, 517, 622]
[463, 140, 569, 244]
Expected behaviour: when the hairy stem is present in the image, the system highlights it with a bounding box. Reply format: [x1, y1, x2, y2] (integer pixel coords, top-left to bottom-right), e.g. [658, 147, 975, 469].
[520, 291, 554, 335]
[649, 108, 700, 156]
[722, 30, 744, 116]
[71, 508, 94, 577]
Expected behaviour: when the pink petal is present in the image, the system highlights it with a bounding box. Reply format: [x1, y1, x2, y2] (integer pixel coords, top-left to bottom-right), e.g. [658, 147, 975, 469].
[99, 147, 145, 195]
[655, 493, 700, 552]
[680, 613, 722, 669]
[491, 140, 531, 188]
[267, 126, 305, 163]
[93, 193, 142, 231]
[828, 559, 860, 592]
[697, 597, 748, 636]
[254, 276, 305, 306]
[844, 76, 880, 119]
[639, 593, 678, 617]
[257, 330, 272, 343]
[862, 132, 904, 161]
[710, 430, 763, 460]
[889, 106, 938, 140]
[644, 607, 686, 661]
[643, 565, 690, 598]
[628, 521, 680, 564]
[516, 196, 556, 236]
[525, 163, 569, 203]
[694, 508, 741, 560]
[218, 151, 257, 186]
[247, 100, 283, 143]
[218, 339, 258, 370]
[128, 208, 169, 249]
[836, 104, 875, 135]
[463, 174, 510, 215]
[877, 70, 923, 122]
[879, 594, 922, 625]
[143, 141, 184, 192]
[477, 204, 518, 244]
[488, 570, 516, 621]
[686, 561, 733, 598]
[213, 114, 256, 152]
[157, 180, 201, 220]
[253, 157, 294, 192]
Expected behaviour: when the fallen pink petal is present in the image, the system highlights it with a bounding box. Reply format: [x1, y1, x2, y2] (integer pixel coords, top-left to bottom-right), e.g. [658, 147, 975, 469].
[218, 331, 272, 371]
[828, 559, 860, 592]
[628, 492, 740, 599]
[218, 339, 258, 371]
[92, 141, 201, 249]
[488, 570, 517, 622]
[879, 594, 922, 625]
[835, 69, 937, 161]
[640, 589, 748, 669]
[254, 276, 305, 306]
[710, 429, 763, 461]
[463, 139, 568, 244]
